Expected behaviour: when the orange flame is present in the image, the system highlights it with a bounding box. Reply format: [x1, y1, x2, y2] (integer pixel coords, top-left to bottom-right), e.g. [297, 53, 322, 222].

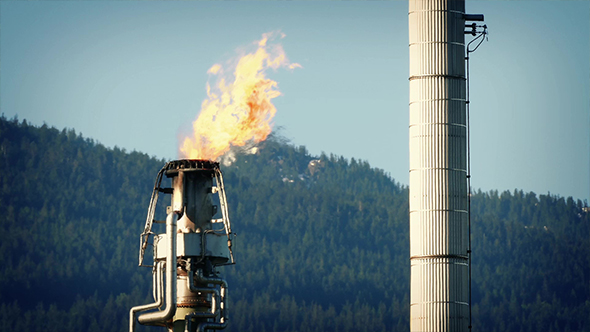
[180, 32, 300, 161]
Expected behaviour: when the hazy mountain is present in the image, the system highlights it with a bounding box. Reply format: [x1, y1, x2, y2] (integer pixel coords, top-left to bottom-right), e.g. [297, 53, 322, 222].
[0, 116, 588, 332]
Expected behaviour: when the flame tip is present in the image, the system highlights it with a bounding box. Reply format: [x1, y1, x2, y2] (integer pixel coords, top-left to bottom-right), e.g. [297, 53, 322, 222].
[208, 64, 222, 75]
[181, 33, 296, 161]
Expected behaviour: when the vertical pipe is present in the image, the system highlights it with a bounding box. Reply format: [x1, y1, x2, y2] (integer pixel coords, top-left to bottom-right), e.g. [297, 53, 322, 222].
[195, 270, 228, 332]
[138, 212, 178, 325]
[129, 262, 164, 332]
[408, 0, 469, 331]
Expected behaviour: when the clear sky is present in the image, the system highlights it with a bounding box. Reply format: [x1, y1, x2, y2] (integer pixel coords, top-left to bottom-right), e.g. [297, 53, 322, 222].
[1, 1, 589, 202]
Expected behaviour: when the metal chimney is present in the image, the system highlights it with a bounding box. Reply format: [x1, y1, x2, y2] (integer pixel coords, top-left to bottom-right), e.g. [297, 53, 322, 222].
[130, 159, 234, 332]
[409, 0, 469, 331]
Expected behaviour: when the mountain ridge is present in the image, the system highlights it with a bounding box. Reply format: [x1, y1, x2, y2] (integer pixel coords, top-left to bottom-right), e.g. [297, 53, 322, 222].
[0, 116, 588, 332]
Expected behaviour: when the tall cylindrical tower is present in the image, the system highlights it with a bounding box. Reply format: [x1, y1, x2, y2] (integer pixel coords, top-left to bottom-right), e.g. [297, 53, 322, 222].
[408, 0, 469, 331]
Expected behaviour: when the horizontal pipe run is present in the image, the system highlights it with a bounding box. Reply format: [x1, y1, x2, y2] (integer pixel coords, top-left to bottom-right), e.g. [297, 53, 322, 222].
[188, 270, 221, 315]
[195, 270, 228, 332]
[185, 269, 221, 332]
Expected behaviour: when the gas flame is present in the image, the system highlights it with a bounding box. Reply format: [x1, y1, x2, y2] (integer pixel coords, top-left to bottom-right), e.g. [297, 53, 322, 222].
[180, 32, 300, 161]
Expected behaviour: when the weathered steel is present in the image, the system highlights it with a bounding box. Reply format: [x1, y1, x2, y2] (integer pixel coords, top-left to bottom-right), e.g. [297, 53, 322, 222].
[132, 160, 234, 332]
[136, 212, 178, 325]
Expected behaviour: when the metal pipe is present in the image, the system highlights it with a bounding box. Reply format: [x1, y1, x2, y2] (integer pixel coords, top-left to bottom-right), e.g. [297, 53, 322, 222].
[152, 263, 157, 301]
[195, 270, 228, 332]
[184, 268, 221, 332]
[138, 212, 178, 325]
[189, 272, 219, 317]
[155, 261, 164, 308]
[187, 269, 220, 317]
[184, 295, 218, 332]
[157, 261, 164, 308]
[129, 261, 164, 332]
[152, 261, 163, 302]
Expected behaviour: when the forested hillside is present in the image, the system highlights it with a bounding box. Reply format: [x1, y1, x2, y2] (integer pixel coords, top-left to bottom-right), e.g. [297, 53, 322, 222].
[0, 116, 588, 332]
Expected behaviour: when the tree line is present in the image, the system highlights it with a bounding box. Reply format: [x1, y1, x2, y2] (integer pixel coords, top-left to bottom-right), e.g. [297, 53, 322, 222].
[0, 116, 588, 331]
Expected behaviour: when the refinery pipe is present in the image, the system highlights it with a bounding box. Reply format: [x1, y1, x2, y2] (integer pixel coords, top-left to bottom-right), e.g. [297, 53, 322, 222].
[195, 269, 228, 332]
[129, 261, 164, 332]
[183, 268, 222, 332]
[136, 212, 178, 326]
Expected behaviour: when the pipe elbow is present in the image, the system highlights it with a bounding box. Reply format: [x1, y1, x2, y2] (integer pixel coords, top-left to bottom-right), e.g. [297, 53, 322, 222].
[137, 301, 176, 325]
[137, 212, 178, 325]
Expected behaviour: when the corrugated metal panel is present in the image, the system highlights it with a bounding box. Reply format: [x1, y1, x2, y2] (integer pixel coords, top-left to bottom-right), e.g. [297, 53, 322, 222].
[408, 0, 469, 331]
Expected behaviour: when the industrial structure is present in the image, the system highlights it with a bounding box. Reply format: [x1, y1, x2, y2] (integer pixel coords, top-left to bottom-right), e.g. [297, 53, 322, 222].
[409, 0, 485, 331]
[130, 159, 234, 332]
[126, 1, 487, 330]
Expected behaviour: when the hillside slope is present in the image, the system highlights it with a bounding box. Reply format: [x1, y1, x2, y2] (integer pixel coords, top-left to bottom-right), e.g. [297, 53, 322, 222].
[0, 116, 588, 331]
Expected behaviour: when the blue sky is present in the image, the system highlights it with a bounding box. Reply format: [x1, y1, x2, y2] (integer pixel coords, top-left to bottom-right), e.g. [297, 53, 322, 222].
[1, 1, 589, 202]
